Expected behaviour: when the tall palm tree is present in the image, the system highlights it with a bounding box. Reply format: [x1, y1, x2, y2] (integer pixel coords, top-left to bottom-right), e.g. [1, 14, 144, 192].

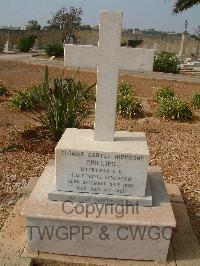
[173, 0, 200, 13]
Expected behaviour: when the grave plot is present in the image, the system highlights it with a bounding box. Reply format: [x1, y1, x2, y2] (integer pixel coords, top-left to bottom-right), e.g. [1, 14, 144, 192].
[1, 11, 199, 265]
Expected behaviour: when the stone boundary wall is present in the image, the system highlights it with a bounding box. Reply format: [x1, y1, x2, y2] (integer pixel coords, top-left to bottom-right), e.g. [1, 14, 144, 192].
[0, 29, 199, 57]
[140, 35, 198, 57]
[0, 29, 63, 51]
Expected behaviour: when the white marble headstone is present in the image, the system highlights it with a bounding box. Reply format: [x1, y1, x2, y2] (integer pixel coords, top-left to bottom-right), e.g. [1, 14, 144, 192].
[49, 11, 154, 205]
[55, 129, 149, 197]
[64, 11, 154, 141]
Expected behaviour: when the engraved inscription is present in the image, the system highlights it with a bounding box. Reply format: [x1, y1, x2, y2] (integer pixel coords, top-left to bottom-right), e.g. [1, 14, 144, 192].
[60, 150, 145, 196]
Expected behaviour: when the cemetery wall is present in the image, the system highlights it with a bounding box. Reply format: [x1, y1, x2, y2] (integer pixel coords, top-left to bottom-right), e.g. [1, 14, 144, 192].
[75, 31, 199, 57]
[0, 29, 63, 51]
[140, 34, 199, 57]
[0, 29, 198, 57]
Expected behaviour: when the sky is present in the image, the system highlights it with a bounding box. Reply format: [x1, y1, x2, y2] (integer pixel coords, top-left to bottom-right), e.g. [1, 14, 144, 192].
[0, 0, 199, 33]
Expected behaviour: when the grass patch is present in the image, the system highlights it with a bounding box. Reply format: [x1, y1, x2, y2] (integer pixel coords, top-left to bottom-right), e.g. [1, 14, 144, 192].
[44, 43, 64, 57]
[117, 81, 144, 118]
[156, 97, 193, 121]
[154, 86, 175, 102]
[192, 91, 200, 108]
[10, 85, 39, 111]
[153, 51, 180, 74]
[0, 81, 9, 96]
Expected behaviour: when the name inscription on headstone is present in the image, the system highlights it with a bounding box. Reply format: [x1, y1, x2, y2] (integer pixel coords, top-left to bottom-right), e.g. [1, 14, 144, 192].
[58, 150, 145, 196]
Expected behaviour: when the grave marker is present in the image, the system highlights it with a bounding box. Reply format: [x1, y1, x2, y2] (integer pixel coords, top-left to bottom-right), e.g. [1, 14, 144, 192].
[64, 11, 154, 141]
[22, 11, 176, 262]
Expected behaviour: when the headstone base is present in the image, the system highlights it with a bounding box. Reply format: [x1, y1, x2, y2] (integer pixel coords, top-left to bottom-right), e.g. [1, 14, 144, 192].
[55, 129, 149, 197]
[48, 173, 152, 206]
[22, 161, 176, 262]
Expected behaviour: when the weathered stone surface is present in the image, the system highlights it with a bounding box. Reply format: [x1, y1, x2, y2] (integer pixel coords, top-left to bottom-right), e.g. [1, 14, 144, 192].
[1, 174, 199, 266]
[3, 41, 13, 53]
[49, 173, 152, 206]
[171, 203, 200, 266]
[137, 117, 160, 127]
[64, 11, 154, 141]
[55, 129, 149, 197]
[179, 31, 188, 57]
[23, 176, 39, 198]
[23, 243, 176, 266]
[22, 161, 176, 262]
[165, 183, 184, 203]
[140, 98, 153, 117]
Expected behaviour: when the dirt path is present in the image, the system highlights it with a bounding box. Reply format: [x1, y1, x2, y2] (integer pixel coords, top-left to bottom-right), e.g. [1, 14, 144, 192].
[0, 59, 199, 243]
[0, 60, 199, 98]
[0, 53, 199, 83]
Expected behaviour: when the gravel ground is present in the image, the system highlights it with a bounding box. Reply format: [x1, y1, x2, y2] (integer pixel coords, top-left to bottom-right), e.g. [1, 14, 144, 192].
[0, 60, 199, 243]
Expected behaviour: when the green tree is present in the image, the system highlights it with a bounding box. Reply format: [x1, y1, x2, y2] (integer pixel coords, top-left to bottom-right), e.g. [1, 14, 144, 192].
[27, 20, 41, 30]
[17, 35, 35, 52]
[44, 21, 60, 31]
[172, 0, 200, 14]
[47, 6, 83, 39]
[78, 24, 92, 30]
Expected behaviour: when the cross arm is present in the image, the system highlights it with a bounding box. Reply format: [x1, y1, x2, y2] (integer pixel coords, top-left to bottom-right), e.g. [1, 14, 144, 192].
[64, 44, 99, 69]
[118, 48, 154, 72]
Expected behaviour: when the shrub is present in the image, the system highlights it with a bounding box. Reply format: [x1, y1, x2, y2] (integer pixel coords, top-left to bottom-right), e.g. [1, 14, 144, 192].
[44, 43, 64, 57]
[154, 86, 175, 102]
[153, 52, 181, 74]
[156, 97, 193, 121]
[191, 91, 200, 108]
[18, 35, 35, 52]
[117, 81, 144, 118]
[10, 85, 39, 110]
[0, 81, 8, 96]
[127, 39, 143, 48]
[36, 67, 95, 140]
[10, 67, 95, 139]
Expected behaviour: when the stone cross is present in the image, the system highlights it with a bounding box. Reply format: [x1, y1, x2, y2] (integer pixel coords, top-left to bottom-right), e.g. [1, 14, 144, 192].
[184, 19, 188, 32]
[64, 11, 154, 141]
